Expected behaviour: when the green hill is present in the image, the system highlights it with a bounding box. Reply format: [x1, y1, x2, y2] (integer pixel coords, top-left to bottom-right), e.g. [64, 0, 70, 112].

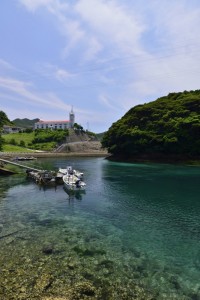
[0, 111, 13, 127]
[102, 90, 200, 162]
[12, 118, 39, 128]
[0, 111, 13, 150]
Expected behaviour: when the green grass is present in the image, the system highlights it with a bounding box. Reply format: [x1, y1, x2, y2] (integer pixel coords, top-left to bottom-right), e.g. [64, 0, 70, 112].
[2, 132, 34, 146]
[31, 142, 56, 151]
[2, 132, 56, 152]
[2, 144, 34, 152]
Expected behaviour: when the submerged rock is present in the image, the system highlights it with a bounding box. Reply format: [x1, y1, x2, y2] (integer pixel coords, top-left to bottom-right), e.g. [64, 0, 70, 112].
[34, 273, 54, 292]
[42, 244, 54, 255]
[71, 281, 96, 299]
[73, 245, 106, 256]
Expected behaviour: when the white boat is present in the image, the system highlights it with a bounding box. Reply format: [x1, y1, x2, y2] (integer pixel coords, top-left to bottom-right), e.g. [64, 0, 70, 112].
[58, 166, 84, 180]
[62, 174, 86, 191]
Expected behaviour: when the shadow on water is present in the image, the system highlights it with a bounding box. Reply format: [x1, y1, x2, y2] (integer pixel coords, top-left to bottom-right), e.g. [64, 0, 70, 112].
[63, 185, 86, 201]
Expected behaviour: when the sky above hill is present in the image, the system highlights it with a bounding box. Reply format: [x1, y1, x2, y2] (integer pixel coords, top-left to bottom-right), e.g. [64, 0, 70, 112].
[1, 0, 200, 132]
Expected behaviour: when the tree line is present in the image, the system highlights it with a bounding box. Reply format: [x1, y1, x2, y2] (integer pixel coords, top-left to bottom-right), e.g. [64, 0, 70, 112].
[102, 90, 200, 160]
[0, 111, 12, 150]
[0, 111, 96, 151]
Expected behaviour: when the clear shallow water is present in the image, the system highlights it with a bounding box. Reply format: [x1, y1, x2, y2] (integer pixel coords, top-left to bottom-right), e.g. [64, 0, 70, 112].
[0, 157, 200, 299]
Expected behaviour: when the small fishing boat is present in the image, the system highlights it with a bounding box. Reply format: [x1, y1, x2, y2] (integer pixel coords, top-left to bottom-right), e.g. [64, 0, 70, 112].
[58, 166, 84, 180]
[14, 156, 37, 161]
[62, 174, 86, 191]
[26, 170, 57, 186]
[39, 171, 56, 186]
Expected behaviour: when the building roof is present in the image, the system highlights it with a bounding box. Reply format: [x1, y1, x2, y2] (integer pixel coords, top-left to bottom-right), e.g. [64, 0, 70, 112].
[36, 120, 69, 124]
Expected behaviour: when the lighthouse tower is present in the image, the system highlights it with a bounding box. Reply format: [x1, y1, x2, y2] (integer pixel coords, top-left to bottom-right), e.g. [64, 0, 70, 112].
[69, 107, 75, 128]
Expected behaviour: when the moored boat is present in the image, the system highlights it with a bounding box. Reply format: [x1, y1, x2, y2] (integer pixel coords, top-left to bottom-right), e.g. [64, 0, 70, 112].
[14, 156, 37, 161]
[58, 166, 84, 180]
[39, 171, 56, 186]
[62, 174, 86, 191]
[26, 170, 59, 186]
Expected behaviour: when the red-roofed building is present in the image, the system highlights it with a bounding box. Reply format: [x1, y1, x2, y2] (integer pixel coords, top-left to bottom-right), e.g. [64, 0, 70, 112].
[34, 109, 75, 130]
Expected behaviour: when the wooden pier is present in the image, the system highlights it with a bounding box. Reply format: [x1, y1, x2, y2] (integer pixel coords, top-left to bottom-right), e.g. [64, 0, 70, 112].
[0, 158, 42, 172]
[0, 157, 63, 186]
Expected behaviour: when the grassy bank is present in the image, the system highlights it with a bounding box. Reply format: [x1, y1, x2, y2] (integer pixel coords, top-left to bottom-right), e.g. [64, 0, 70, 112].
[2, 144, 35, 152]
[2, 132, 34, 145]
[2, 132, 56, 151]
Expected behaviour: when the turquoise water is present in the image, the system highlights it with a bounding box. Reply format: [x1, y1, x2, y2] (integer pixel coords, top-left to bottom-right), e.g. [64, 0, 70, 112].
[0, 157, 200, 299]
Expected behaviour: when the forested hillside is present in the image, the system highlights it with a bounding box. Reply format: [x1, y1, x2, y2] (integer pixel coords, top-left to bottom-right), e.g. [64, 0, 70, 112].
[102, 90, 200, 161]
[12, 118, 39, 128]
[0, 111, 12, 150]
[0, 111, 12, 127]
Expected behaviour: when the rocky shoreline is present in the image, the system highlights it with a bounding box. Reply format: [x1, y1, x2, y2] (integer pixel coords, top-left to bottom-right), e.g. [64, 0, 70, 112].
[106, 153, 200, 165]
[0, 141, 109, 159]
[0, 152, 108, 158]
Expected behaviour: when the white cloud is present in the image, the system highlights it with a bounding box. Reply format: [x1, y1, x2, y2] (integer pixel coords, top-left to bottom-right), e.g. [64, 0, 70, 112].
[20, 0, 85, 59]
[99, 94, 121, 112]
[0, 59, 14, 70]
[75, 0, 145, 56]
[19, 0, 52, 12]
[61, 20, 85, 58]
[20, 0, 146, 62]
[0, 75, 106, 127]
[83, 37, 103, 62]
[0, 76, 69, 110]
[19, 0, 68, 13]
[153, 2, 200, 49]
[37, 63, 75, 82]
[55, 69, 73, 81]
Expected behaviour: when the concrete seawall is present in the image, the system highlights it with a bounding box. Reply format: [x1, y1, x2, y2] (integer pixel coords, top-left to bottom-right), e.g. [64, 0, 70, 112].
[0, 151, 109, 159]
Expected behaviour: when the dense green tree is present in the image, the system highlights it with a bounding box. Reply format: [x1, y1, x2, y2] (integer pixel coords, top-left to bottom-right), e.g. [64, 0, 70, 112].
[102, 90, 200, 159]
[0, 111, 12, 127]
[24, 128, 33, 133]
[9, 138, 17, 145]
[0, 111, 12, 151]
[74, 123, 84, 132]
[19, 140, 26, 147]
[33, 129, 69, 144]
[0, 135, 3, 151]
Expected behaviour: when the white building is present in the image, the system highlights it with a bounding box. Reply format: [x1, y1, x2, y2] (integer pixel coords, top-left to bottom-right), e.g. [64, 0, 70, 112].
[3, 125, 22, 134]
[34, 109, 75, 130]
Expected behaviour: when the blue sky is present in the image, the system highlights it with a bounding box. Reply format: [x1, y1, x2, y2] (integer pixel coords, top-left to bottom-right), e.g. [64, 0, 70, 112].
[1, 0, 200, 133]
